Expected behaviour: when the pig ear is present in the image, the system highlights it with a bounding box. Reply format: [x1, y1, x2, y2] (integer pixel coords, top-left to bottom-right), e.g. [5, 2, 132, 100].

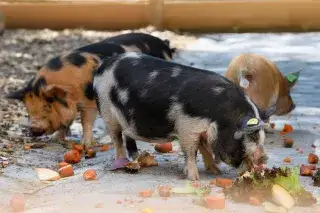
[6, 88, 26, 101]
[42, 85, 68, 99]
[285, 69, 301, 88]
[259, 104, 277, 121]
[234, 117, 268, 139]
[238, 69, 250, 88]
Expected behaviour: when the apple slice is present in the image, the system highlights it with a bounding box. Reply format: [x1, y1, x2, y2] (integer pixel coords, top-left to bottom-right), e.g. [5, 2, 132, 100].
[35, 168, 60, 181]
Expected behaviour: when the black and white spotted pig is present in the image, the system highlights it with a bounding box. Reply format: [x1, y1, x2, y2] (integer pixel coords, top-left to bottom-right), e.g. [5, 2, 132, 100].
[6, 33, 175, 149]
[93, 52, 276, 180]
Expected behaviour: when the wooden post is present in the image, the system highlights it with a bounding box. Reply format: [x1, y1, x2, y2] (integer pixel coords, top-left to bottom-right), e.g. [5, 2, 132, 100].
[147, 0, 164, 30]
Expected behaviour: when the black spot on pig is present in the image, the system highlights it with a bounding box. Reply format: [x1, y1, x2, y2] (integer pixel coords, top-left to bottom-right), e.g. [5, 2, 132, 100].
[84, 82, 95, 100]
[33, 77, 47, 96]
[76, 42, 125, 59]
[104, 33, 174, 60]
[95, 55, 121, 76]
[125, 136, 138, 158]
[6, 77, 35, 101]
[46, 56, 63, 71]
[65, 52, 87, 67]
[107, 55, 175, 139]
[54, 96, 69, 108]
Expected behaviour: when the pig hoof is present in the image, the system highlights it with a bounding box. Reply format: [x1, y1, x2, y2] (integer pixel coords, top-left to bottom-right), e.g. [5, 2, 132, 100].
[187, 171, 199, 181]
[110, 158, 130, 170]
[82, 139, 96, 148]
[208, 167, 222, 175]
[130, 152, 140, 161]
[184, 166, 199, 181]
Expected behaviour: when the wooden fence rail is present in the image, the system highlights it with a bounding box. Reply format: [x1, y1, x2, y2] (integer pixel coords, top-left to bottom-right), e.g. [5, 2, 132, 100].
[2, 0, 320, 32]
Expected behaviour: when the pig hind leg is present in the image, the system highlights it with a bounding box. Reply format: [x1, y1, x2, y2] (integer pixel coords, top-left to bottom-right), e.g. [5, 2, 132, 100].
[125, 135, 139, 160]
[80, 108, 98, 148]
[105, 120, 128, 161]
[198, 143, 221, 175]
[179, 135, 201, 181]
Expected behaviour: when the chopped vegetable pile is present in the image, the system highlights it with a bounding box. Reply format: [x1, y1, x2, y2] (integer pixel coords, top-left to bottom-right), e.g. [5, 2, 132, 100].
[224, 167, 316, 206]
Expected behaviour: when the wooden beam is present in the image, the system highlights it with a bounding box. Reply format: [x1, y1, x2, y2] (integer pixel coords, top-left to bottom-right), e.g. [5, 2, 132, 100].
[163, 0, 320, 32]
[2, 0, 320, 32]
[0, 1, 148, 30]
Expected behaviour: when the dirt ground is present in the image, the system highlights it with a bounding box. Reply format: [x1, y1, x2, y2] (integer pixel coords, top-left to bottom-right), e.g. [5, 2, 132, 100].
[1, 27, 320, 213]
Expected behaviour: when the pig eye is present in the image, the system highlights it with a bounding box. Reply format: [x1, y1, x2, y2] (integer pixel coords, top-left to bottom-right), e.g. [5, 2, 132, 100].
[45, 97, 54, 103]
[247, 131, 259, 141]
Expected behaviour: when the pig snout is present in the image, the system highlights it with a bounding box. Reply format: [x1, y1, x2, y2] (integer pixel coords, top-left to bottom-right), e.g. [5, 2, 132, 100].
[252, 145, 268, 168]
[289, 103, 296, 112]
[30, 126, 45, 137]
[29, 118, 46, 137]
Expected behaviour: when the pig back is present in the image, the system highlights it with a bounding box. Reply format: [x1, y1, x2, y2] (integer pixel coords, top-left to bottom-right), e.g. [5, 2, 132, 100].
[95, 53, 254, 128]
[225, 53, 280, 111]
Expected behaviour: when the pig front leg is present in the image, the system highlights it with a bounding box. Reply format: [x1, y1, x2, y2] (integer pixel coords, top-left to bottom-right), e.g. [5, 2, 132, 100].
[52, 126, 71, 142]
[80, 108, 98, 148]
[263, 118, 275, 134]
[106, 121, 130, 168]
[198, 143, 221, 175]
[180, 135, 200, 181]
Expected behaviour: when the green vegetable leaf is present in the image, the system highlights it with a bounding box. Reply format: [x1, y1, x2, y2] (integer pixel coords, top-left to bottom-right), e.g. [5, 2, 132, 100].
[286, 74, 298, 83]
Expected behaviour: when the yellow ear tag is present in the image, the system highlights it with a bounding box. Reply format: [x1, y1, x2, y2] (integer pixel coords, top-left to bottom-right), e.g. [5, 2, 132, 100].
[247, 118, 259, 126]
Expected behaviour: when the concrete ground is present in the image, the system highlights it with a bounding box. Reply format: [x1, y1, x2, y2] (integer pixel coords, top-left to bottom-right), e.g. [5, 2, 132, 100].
[1, 31, 320, 213]
[1, 128, 319, 213]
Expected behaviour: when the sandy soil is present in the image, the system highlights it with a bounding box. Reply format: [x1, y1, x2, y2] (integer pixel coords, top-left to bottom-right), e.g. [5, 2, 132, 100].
[1, 27, 320, 213]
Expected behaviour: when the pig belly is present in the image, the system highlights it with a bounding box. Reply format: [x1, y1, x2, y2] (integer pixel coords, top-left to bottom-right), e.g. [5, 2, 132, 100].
[109, 105, 176, 144]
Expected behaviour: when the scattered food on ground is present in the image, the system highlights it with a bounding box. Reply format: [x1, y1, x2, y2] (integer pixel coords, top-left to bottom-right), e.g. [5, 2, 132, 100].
[216, 178, 233, 188]
[158, 185, 171, 197]
[249, 196, 263, 206]
[309, 164, 317, 170]
[25, 142, 46, 149]
[125, 159, 140, 174]
[100, 144, 109, 152]
[72, 144, 84, 154]
[171, 181, 211, 196]
[58, 164, 74, 178]
[300, 164, 313, 176]
[224, 167, 316, 207]
[154, 142, 172, 153]
[139, 190, 153, 198]
[0, 156, 9, 168]
[85, 148, 96, 159]
[308, 153, 319, 164]
[263, 202, 287, 213]
[283, 157, 292, 163]
[283, 137, 294, 148]
[64, 150, 81, 164]
[57, 161, 70, 169]
[35, 168, 60, 181]
[280, 123, 293, 134]
[137, 151, 158, 167]
[10, 194, 25, 212]
[141, 208, 154, 213]
[94, 203, 103, 208]
[24, 144, 31, 151]
[313, 169, 320, 187]
[83, 169, 97, 181]
[272, 184, 295, 209]
[203, 195, 226, 209]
